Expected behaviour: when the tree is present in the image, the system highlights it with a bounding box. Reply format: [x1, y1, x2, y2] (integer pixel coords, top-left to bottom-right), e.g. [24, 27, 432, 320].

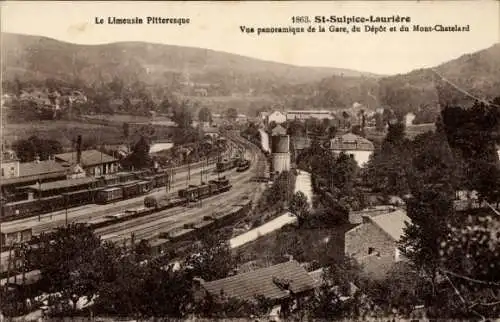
[327, 125, 337, 139]
[226, 107, 238, 121]
[364, 122, 412, 197]
[289, 191, 310, 225]
[172, 101, 193, 128]
[122, 122, 130, 140]
[440, 100, 500, 205]
[409, 131, 463, 194]
[124, 136, 151, 169]
[12, 136, 63, 162]
[341, 111, 351, 129]
[186, 231, 235, 281]
[399, 189, 456, 289]
[287, 119, 305, 137]
[198, 107, 212, 123]
[27, 224, 103, 311]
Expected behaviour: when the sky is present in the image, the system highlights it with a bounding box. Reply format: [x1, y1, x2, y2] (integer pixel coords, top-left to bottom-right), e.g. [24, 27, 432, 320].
[1, 1, 499, 75]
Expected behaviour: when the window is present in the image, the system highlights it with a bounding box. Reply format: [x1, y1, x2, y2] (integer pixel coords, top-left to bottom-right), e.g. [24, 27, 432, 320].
[1, 168, 4, 176]
[368, 247, 374, 255]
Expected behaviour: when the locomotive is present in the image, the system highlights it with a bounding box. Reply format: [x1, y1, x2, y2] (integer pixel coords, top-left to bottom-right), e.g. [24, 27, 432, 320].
[216, 158, 240, 173]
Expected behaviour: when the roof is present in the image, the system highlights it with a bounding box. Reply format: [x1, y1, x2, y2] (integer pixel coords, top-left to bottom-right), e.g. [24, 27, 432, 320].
[287, 110, 332, 114]
[369, 209, 411, 241]
[55, 149, 118, 167]
[27, 177, 96, 192]
[19, 160, 69, 177]
[271, 125, 287, 136]
[330, 133, 375, 151]
[0, 171, 67, 187]
[201, 260, 316, 302]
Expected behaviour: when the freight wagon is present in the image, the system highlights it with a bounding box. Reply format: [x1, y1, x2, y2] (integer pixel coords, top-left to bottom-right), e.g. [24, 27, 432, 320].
[95, 187, 124, 204]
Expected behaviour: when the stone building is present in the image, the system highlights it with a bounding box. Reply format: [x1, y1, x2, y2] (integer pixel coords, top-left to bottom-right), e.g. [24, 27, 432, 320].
[345, 208, 411, 279]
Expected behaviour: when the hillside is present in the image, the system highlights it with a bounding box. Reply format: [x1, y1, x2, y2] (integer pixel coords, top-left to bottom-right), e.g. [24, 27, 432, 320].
[2, 33, 498, 119]
[1, 33, 377, 97]
[291, 43, 500, 117]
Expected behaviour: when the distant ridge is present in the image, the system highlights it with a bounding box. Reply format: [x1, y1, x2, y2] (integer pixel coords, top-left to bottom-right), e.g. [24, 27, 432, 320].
[1, 32, 379, 89]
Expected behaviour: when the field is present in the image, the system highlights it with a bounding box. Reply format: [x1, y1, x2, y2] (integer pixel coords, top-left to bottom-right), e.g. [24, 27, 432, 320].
[365, 123, 436, 145]
[2, 116, 178, 148]
[2, 120, 124, 147]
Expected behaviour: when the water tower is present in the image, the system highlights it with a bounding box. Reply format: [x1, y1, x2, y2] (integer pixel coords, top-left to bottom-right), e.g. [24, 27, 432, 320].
[271, 134, 290, 173]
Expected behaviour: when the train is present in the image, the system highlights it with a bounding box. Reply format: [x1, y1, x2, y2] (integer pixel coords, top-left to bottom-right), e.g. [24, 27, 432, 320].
[144, 177, 232, 209]
[216, 158, 240, 173]
[1, 171, 169, 220]
[149, 199, 252, 256]
[236, 159, 251, 172]
[177, 177, 232, 202]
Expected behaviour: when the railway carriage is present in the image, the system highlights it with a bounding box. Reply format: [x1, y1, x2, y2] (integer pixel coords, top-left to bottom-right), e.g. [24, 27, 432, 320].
[95, 187, 124, 204]
[62, 189, 94, 207]
[122, 181, 141, 199]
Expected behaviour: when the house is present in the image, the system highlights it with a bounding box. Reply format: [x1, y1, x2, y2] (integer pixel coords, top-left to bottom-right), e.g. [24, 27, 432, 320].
[193, 260, 317, 315]
[267, 111, 287, 124]
[345, 208, 411, 279]
[55, 149, 119, 177]
[330, 133, 375, 167]
[286, 110, 334, 121]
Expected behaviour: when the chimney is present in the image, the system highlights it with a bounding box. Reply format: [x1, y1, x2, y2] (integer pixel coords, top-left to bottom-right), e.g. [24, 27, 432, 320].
[76, 135, 82, 164]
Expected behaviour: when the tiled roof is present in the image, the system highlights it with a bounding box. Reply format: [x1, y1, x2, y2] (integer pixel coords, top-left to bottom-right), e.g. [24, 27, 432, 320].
[27, 177, 96, 192]
[202, 260, 316, 302]
[330, 133, 374, 151]
[55, 150, 117, 167]
[19, 160, 69, 177]
[369, 209, 411, 241]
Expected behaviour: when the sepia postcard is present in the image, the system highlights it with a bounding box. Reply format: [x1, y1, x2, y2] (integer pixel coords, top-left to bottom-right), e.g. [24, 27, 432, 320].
[0, 1, 499, 321]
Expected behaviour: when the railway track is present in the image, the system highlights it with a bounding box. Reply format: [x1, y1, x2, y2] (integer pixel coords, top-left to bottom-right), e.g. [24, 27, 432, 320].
[98, 148, 261, 244]
[1, 163, 217, 234]
[0, 134, 266, 274]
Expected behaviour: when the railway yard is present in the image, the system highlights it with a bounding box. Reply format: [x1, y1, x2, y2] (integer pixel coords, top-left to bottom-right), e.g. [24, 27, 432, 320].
[0, 134, 269, 275]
